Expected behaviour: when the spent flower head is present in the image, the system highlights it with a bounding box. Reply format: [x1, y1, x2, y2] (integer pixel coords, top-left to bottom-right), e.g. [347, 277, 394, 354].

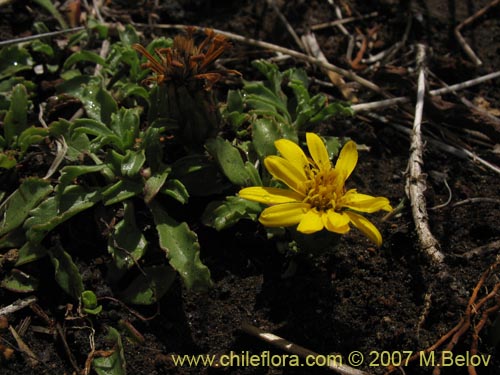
[239, 133, 392, 246]
[132, 27, 239, 90]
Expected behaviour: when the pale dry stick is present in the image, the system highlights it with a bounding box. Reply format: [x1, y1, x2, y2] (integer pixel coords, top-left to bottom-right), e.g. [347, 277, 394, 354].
[9, 325, 39, 367]
[310, 12, 378, 31]
[405, 44, 445, 266]
[362, 14, 412, 66]
[39, 105, 68, 180]
[452, 197, 500, 207]
[352, 70, 500, 112]
[0, 26, 85, 47]
[425, 69, 500, 140]
[267, 0, 305, 51]
[132, 23, 385, 96]
[392, 122, 500, 175]
[455, 0, 500, 66]
[301, 31, 358, 102]
[0, 296, 37, 316]
[460, 239, 500, 260]
[241, 322, 370, 375]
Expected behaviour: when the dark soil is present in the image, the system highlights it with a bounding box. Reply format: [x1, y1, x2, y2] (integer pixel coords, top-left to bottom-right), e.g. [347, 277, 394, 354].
[1, 1, 499, 375]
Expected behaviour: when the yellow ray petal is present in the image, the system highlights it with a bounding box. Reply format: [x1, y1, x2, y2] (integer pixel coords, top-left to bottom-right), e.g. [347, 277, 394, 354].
[345, 211, 383, 247]
[297, 209, 324, 234]
[323, 210, 350, 234]
[306, 133, 331, 171]
[259, 202, 310, 227]
[264, 156, 307, 195]
[238, 186, 303, 205]
[340, 190, 393, 213]
[335, 140, 358, 180]
[274, 139, 309, 173]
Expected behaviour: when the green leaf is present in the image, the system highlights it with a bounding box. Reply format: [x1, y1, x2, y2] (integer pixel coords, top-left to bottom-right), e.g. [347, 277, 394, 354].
[82, 290, 102, 315]
[160, 179, 189, 204]
[108, 202, 147, 270]
[0, 152, 17, 169]
[120, 265, 176, 305]
[205, 137, 255, 187]
[202, 196, 263, 231]
[62, 77, 117, 124]
[58, 164, 108, 194]
[24, 186, 102, 244]
[0, 227, 26, 249]
[118, 24, 140, 45]
[170, 155, 230, 196]
[3, 84, 29, 146]
[31, 40, 54, 57]
[149, 201, 212, 291]
[15, 242, 48, 266]
[101, 179, 143, 206]
[48, 244, 84, 299]
[109, 107, 141, 151]
[63, 51, 105, 70]
[1, 269, 39, 293]
[143, 165, 170, 204]
[0, 178, 53, 237]
[32, 0, 68, 29]
[93, 327, 126, 375]
[17, 127, 49, 154]
[0, 46, 32, 80]
[121, 149, 145, 177]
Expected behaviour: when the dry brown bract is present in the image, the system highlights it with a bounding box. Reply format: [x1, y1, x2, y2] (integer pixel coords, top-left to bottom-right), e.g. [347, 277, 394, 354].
[132, 27, 239, 90]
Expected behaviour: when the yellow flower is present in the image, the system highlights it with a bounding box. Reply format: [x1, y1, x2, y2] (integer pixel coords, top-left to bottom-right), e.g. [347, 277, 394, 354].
[239, 133, 392, 246]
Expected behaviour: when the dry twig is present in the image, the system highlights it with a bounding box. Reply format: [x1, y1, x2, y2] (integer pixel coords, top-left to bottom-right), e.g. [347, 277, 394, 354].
[387, 261, 500, 375]
[132, 23, 385, 96]
[301, 31, 358, 102]
[405, 44, 445, 265]
[241, 322, 370, 375]
[454, 0, 500, 66]
[0, 297, 37, 316]
[352, 70, 500, 113]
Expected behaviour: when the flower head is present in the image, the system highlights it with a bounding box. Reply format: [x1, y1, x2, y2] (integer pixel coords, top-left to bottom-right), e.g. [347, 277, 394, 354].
[239, 133, 392, 246]
[133, 27, 239, 90]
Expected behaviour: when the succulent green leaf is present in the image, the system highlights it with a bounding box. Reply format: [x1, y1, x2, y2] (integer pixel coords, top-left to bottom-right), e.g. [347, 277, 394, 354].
[48, 244, 84, 300]
[160, 179, 189, 204]
[120, 265, 176, 305]
[0, 178, 53, 237]
[82, 290, 102, 315]
[149, 201, 212, 291]
[17, 127, 49, 154]
[1, 269, 39, 293]
[205, 137, 255, 187]
[109, 108, 141, 151]
[121, 149, 145, 177]
[24, 186, 102, 244]
[101, 179, 143, 206]
[4, 84, 29, 146]
[0, 152, 17, 169]
[0, 46, 32, 80]
[92, 327, 126, 375]
[170, 155, 230, 196]
[31, 40, 55, 57]
[58, 164, 108, 194]
[0, 227, 26, 249]
[15, 242, 48, 266]
[63, 51, 106, 70]
[143, 165, 170, 204]
[118, 24, 140, 45]
[108, 202, 147, 270]
[32, 0, 68, 29]
[202, 196, 263, 231]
